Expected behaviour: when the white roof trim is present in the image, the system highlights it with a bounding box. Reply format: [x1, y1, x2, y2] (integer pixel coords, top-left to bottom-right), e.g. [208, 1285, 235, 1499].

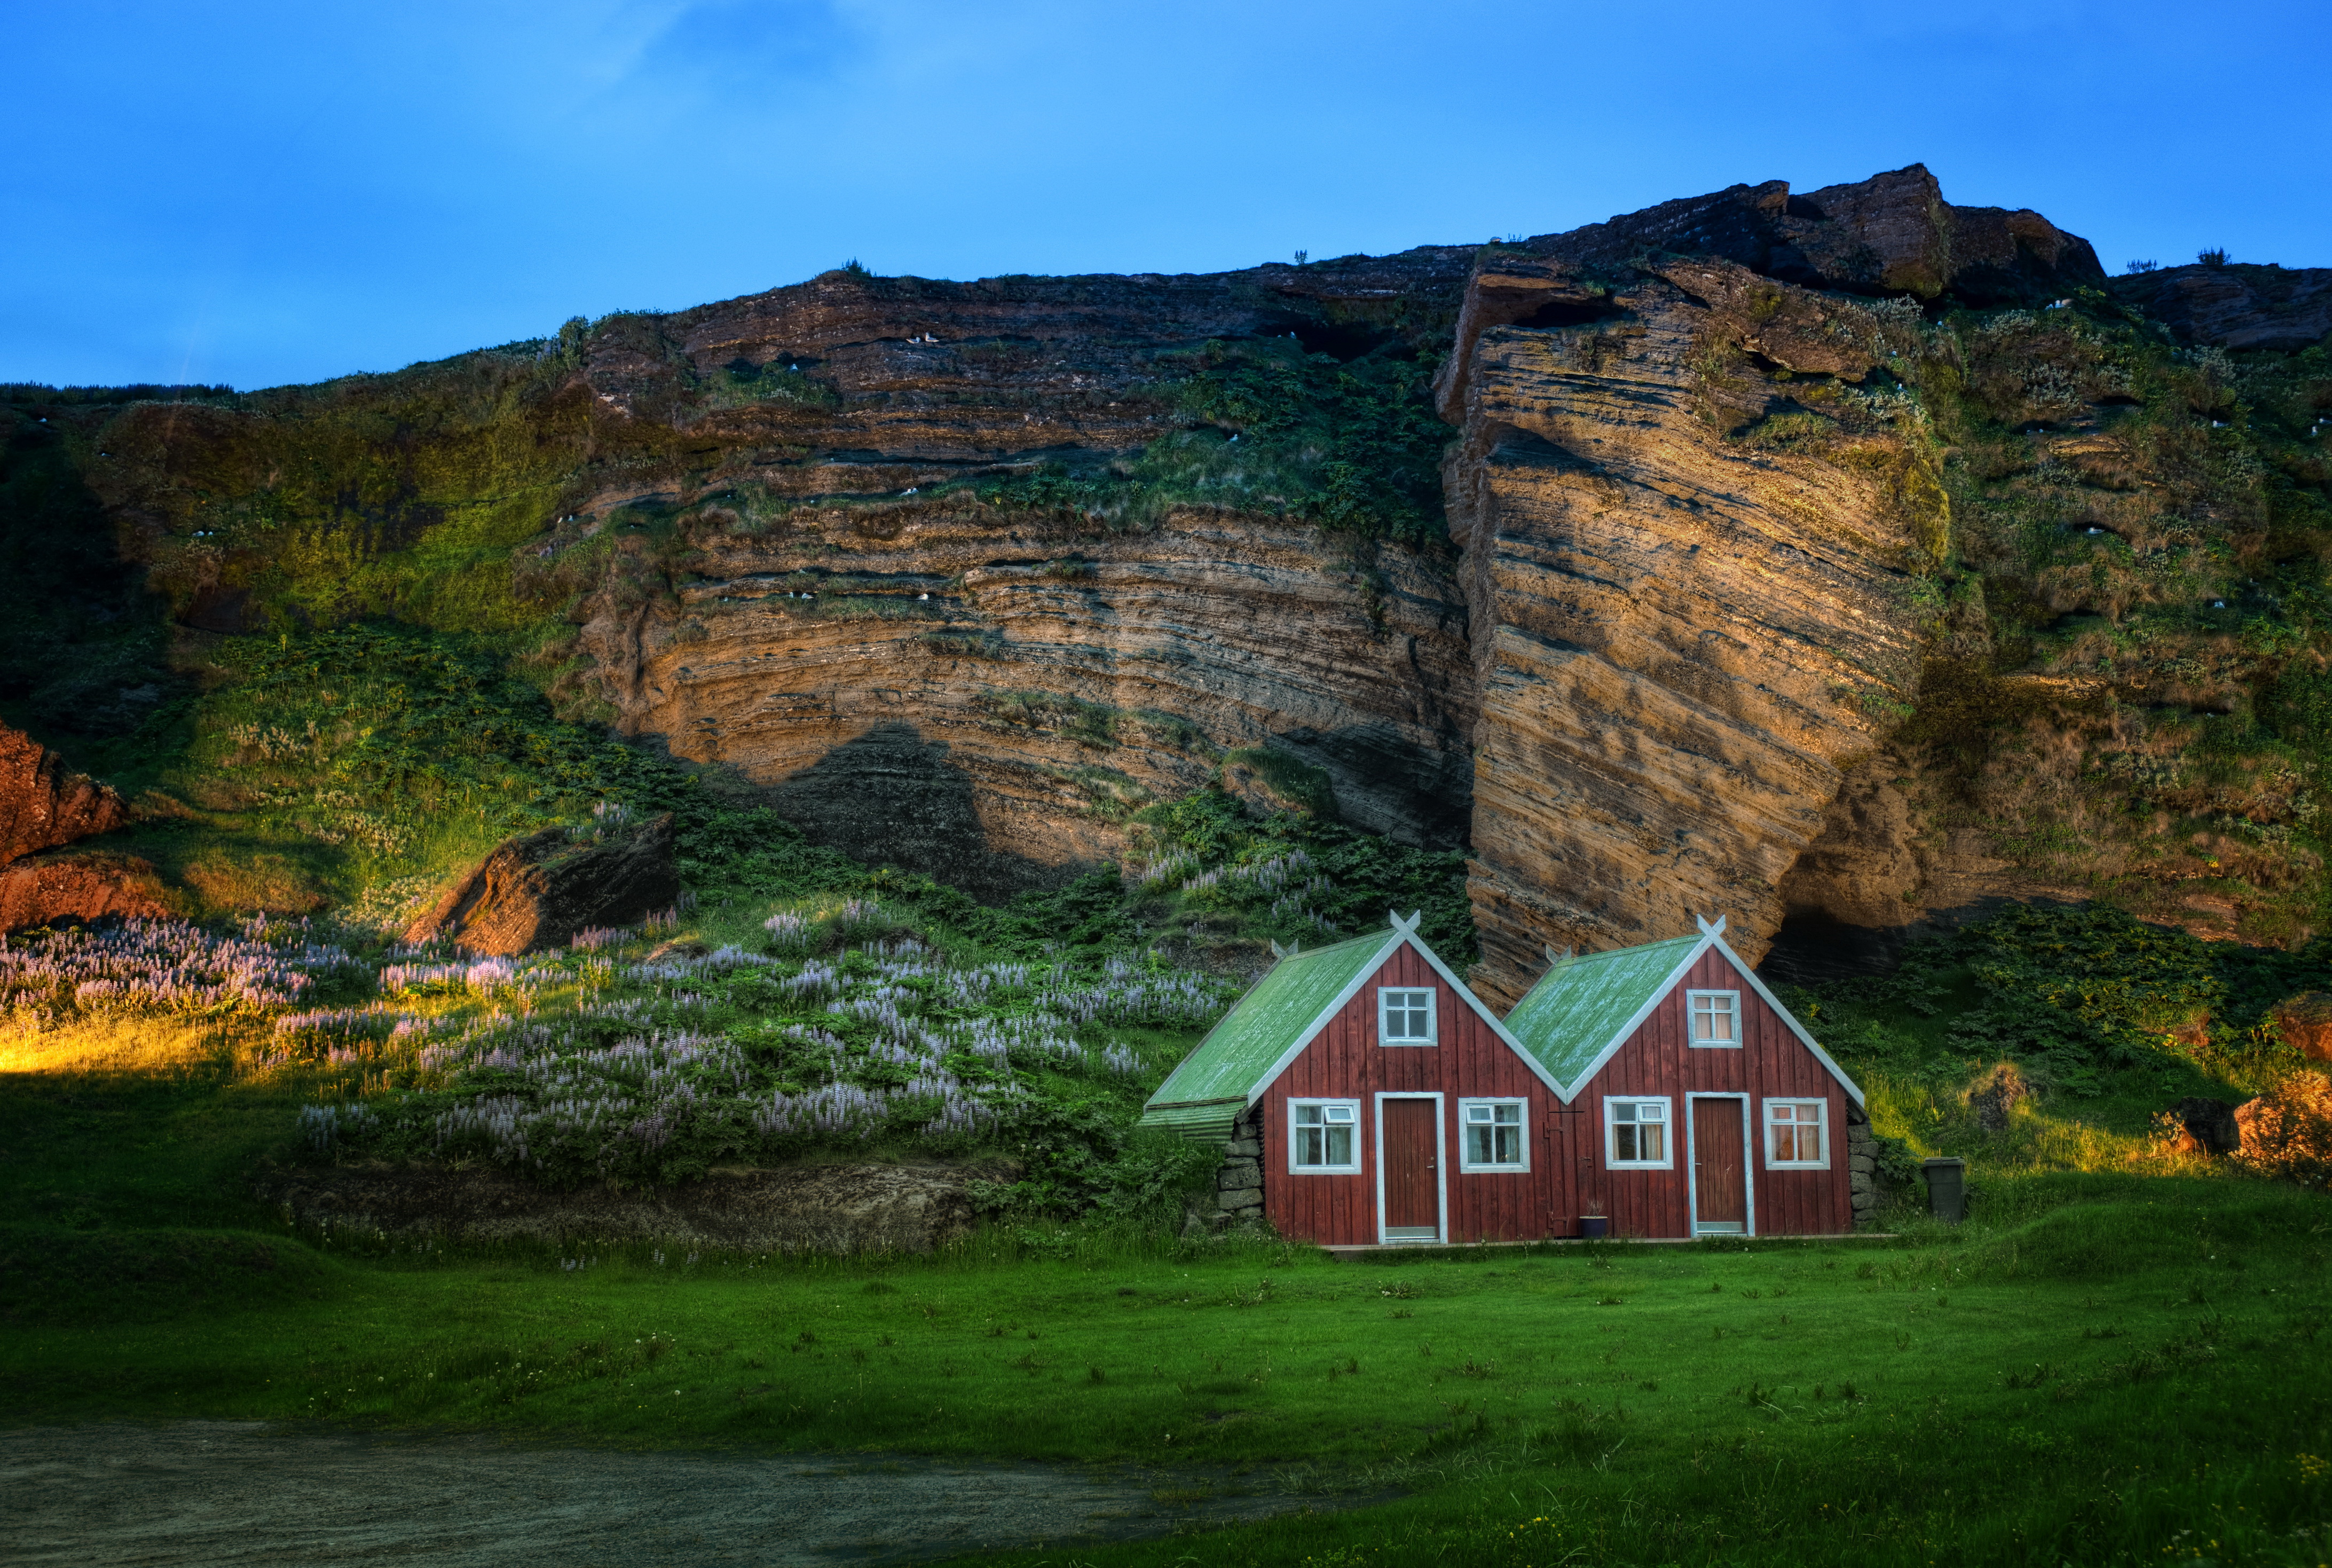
[1706, 932, 1867, 1108]
[1399, 932, 1574, 1103]
[1246, 917, 1573, 1107]
[1243, 928, 1407, 1107]
[1550, 933, 1714, 1098]
[1552, 923, 1869, 1108]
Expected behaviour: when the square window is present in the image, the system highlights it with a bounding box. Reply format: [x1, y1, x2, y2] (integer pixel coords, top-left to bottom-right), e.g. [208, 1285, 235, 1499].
[1459, 1100, 1527, 1170]
[1763, 1099, 1827, 1168]
[1378, 987, 1437, 1046]
[1688, 990, 1741, 1047]
[1605, 1097, 1672, 1168]
[1290, 1100, 1361, 1172]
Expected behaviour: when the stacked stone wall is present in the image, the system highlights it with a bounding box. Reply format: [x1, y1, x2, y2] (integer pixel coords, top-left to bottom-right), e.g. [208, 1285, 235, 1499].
[1214, 1106, 1266, 1228]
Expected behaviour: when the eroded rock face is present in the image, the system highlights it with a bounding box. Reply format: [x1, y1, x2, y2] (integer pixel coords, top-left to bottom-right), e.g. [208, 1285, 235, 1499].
[0, 850, 171, 932]
[578, 514, 1473, 897]
[406, 815, 681, 955]
[1442, 253, 1935, 1002]
[539, 259, 1482, 895]
[259, 1160, 1017, 1253]
[2108, 263, 2332, 352]
[0, 723, 129, 867]
[1527, 163, 2102, 303]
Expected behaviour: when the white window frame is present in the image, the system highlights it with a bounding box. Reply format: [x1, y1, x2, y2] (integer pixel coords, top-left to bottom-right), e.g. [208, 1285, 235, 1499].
[1456, 1098, 1530, 1173]
[1761, 1097, 1830, 1170]
[1287, 1098, 1362, 1175]
[1687, 989, 1743, 1048]
[1603, 1096, 1674, 1170]
[1376, 986, 1438, 1046]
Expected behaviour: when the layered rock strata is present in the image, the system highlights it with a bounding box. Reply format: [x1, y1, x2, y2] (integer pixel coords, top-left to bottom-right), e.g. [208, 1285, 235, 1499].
[578, 511, 1472, 898]
[2108, 262, 2332, 352]
[545, 257, 1481, 895]
[1441, 255, 1933, 1003]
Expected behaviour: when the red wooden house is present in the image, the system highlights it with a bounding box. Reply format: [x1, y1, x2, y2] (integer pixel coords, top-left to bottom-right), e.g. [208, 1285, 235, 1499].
[1140, 912, 1570, 1246]
[1143, 913, 1871, 1245]
[1502, 916, 1872, 1238]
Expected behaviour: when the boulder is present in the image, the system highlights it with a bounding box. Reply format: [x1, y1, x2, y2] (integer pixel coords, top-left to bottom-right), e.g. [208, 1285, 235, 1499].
[0, 850, 172, 932]
[0, 723, 130, 868]
[405, 814, 681, 955]
[2270, 993, 2332, 1062]
[2232, 1074, 2332, 1176]
[2171, 1096, 2242, 1157]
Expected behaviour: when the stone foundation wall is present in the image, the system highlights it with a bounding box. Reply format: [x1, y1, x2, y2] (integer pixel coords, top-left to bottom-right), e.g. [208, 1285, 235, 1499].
[1214, 1106, 1266, 1228]
[1847, 1100, 1878, 1229]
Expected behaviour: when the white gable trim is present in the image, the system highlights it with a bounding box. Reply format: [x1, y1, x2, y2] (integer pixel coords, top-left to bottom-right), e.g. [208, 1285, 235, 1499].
[1550, 934, 1715, 1098]
[1400, 929, 1574, 1103]
[1247, 913, 1574, 1107]
[1705, 932, 1867, 1108]
[1553, 919, 1868, 1108]
[1243, 928, 1407, 1107]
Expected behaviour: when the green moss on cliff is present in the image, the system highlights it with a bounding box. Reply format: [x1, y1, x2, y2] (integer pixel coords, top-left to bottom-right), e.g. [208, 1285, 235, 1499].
[1884, 294, 2332, 939]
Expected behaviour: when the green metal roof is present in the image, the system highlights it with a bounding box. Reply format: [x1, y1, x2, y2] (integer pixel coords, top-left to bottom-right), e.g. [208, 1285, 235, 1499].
[1502, 934, 1701, 1090]
[1137, 1100, 1245, 1144]
[1142, 929, 1397, 1114]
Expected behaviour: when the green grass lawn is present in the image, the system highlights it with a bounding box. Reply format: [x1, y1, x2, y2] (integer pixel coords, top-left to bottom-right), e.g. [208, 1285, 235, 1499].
[3, 883, 2330, 1564]
[4, 1172, 2329, 1566]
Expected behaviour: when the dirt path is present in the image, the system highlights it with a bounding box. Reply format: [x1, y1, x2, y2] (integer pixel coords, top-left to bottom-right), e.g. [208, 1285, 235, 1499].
[2, 1422, 1335, 1565]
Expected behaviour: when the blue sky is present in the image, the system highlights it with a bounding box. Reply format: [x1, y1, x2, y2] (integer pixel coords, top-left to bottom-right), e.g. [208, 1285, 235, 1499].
[6, 0, 2327, 390]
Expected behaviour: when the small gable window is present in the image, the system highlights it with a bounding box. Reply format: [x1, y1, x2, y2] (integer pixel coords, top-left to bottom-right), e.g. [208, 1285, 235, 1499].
[1378, 987, 1437, 1046]
[1764, 1099, 1827, 1168]
[1688, 989, 1741, 1047]
[1605, 1097, 1672, 1168]
[1459, 1099, 1527, 1171]
[1290, 1100, 1361, 1172]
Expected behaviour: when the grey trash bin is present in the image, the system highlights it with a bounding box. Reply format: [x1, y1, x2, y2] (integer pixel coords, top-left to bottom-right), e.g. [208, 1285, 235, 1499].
[1920, 1157, 1967, 1223]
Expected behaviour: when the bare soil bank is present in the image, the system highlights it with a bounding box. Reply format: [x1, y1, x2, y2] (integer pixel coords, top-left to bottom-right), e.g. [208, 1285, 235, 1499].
[2, 1422, 1335, 1566]
[256, 1161, 1021, 1254]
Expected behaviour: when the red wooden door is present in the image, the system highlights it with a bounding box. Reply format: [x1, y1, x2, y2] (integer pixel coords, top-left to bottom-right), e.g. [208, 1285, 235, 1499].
[1381, 1099, 1440, 1240]
[1691, 1099, 1747, 1232]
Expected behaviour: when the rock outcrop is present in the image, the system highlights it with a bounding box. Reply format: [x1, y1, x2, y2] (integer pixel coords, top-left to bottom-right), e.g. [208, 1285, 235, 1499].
[0, 722, 130, 867]
[1529, 163, 2102, 301]
[1440, 251, 1933, 1001]
[535, 257, 1480, 896]
[2109, 263, 2332, 352]
[406, 814, 681, 954]
[259, 1160, 1017, 1253]
[71, 167, 2170, 984]
[0, 850, 171, 932]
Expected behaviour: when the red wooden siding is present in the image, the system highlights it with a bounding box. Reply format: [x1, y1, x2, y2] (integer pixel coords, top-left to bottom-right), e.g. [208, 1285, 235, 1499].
[1257, 944, 1575, 1246]
[1574, 949, 1853, 1239]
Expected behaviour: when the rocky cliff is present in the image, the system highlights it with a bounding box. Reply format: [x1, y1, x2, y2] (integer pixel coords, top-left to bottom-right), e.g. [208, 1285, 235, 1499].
[8, 164, 2328, 988]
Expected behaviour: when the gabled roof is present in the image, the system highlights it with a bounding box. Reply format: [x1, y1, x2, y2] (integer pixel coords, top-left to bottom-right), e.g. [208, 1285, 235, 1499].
[1503, 934, 1701, 1089]
[1502, 917, 1866, 1106]
[1144, 926, 1398, 1114]
[1141, 912, 1566, 1140]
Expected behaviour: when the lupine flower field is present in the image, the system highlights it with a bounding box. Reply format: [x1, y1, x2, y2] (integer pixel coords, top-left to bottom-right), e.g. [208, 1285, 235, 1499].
[2, 899, 1242, 1187]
